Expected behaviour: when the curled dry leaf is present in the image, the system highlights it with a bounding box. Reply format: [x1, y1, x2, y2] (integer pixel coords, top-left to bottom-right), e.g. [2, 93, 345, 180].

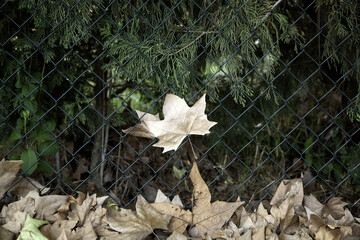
[123, 94, 217, 153]
[304, 194, 323, 217]
[0, 159, 49, 200]
[11, 177, 50, 198]
[106, 195, 171, 240]
[151, 162, 243, 239]
[0, 159, 23, 198]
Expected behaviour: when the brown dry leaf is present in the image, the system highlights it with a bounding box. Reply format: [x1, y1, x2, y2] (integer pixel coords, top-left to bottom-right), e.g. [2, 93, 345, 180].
[270, 179, 303, 207]
[167, 231, 188, 240]
[106, 195, 171, 240]
[41, 219, 78, 239]
[315, 225, 342, 240]
[26, 190, 68, 221]
[0, 159, 23, 198]
[1, 190, 67, 235]
[123, 94, 217, 153]
[41, 193, 116, 240]
[0, 197, 36, 234]
[327, 208, 354, 227]
[152, 162, 243, 239]
[0, 159, 50, 199]
[11, 177, 50, 198]
[304, 194, 323, 217]
[267, 179, 305, 236]
[0, 226, 15, 240]
[67, 193, 97, 226]
[344, 224, 360, 240]
[257, 202, 275, 227]
[309, 214, 326, 235]
[323, 197, 348, 220]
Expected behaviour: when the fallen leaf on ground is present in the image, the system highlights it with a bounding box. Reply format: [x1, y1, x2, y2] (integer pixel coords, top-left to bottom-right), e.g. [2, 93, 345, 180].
[11, 177, 50, 198]
[123, 94, 217, 153]
[152, 162, 243, 239]
[17, 214, 49, 240]
[0, 160, 23, 198]
[41, 193, 116, 240]
[106, 195, 171, 240]
[323, 197, 348, 220]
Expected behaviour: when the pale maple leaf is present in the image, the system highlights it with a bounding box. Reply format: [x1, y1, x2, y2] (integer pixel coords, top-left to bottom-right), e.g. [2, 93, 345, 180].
[123, 94, 217, 153]
[106, 195, 171, 240]
[151, 162, 243, 239]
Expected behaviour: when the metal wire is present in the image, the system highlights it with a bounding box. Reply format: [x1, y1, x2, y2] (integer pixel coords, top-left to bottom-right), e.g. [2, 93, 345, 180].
[0, 0, 359, 215]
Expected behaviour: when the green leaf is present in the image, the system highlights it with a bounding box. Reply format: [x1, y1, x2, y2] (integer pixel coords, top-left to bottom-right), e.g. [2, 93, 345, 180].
[9, 130, 22, 141]
[17, 214, 49, 240]
[38, 159, 53, 174]
[44, 120, 56, 131]
[21, 110, 30, 119]
[15, 78, 23, 88]
[21, 84, 37, 99]
[24, 99, 38, 113]
[111, 98, 125, 113]
[38, 141, 59, 156]
[9, 154, 21, 160]
[172, 166, 187, 180]
[31, 127, 51, 141]
[32, 72, 42, 82]
[21, 149, 38, 175]
[9, 118, 25, 141]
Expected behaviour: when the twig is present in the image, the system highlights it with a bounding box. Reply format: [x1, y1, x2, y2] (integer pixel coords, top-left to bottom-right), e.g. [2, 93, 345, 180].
[56, 151, 61, 188]
[100, 77, 112, 184]
[260, 0, 284, 23]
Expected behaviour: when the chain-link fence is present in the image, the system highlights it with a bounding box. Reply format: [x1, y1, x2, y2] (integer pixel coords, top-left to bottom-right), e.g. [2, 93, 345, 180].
[1, 0, 359, 214]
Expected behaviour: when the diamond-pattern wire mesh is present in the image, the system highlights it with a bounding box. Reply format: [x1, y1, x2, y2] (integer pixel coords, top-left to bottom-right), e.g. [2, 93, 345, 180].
[1, 0, 359, 214]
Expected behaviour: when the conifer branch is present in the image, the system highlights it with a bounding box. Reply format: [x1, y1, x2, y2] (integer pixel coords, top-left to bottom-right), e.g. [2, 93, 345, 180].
[158, 31, 218, 56]
[260, 0, 283, 23]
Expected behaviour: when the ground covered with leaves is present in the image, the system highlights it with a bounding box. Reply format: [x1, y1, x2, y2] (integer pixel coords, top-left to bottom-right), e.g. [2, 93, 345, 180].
[1, 159, 360, 240]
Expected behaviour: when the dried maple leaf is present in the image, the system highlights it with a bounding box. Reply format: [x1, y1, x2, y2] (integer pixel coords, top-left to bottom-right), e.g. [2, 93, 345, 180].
[123, 94, 217, 153]
[106, 195, 171, 240]
[151, 162, 243, 239]
[323, 197, 348, 220]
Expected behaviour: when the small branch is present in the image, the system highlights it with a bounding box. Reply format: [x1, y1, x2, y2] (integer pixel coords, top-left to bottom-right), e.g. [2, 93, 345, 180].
[260, 0, 283, 23]
[56, 151, 61, 188]
[158, 31, 218, 56]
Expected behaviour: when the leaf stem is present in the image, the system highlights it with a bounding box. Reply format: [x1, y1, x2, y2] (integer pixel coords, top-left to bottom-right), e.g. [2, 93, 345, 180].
[189, 137, 197, 161]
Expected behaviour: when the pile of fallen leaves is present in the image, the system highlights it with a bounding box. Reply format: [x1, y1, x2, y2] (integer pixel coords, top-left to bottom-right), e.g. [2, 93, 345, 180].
[1, 159, 360, 240]
[1, 94, 359, 239]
